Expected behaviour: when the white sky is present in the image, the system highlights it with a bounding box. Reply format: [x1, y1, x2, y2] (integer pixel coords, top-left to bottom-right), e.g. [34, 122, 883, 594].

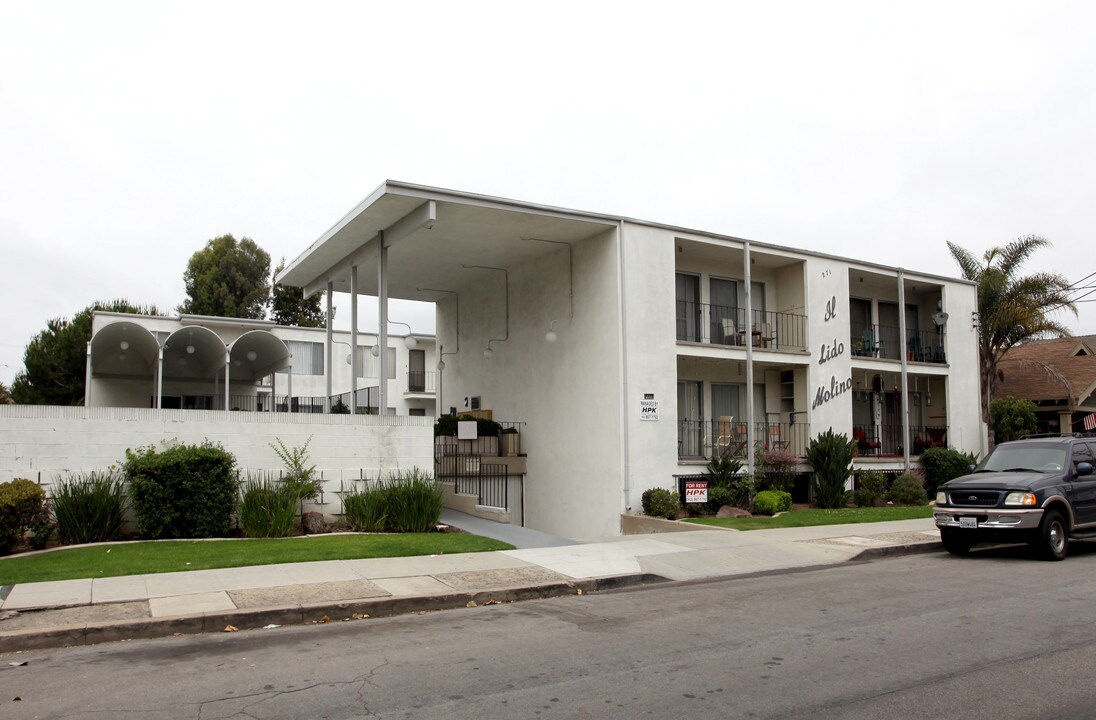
[2, 1, 1094, 387]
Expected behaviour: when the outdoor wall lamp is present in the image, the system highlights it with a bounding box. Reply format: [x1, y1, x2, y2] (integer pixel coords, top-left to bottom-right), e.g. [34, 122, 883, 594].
[247, 350, 257, 361]
[387, 320, 418, 349]
[186, 345, 195, 354]
[119, 341, 129, 351]
[463, 264, 509, 357]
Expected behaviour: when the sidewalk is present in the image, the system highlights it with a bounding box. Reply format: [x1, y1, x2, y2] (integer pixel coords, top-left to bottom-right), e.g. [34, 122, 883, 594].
[0, 516, 941, 653]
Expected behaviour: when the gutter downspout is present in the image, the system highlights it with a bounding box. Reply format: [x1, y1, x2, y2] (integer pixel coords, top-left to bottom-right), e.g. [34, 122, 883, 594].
[616, 220, 631, 512]
[325, 280, 333, 410]
[350, 264, 359, 413]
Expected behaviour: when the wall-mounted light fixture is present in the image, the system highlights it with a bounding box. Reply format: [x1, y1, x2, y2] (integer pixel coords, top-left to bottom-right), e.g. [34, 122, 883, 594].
[387, 320, 419, 349]
[247, 350, 257, 361]
[418, 287, 459, 370]
[119, 341, 129, 351]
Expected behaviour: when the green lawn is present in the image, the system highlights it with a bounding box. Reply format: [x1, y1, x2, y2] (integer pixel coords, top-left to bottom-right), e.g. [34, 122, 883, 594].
[683, 505, 934, 531]
[0, 533, 515, 586]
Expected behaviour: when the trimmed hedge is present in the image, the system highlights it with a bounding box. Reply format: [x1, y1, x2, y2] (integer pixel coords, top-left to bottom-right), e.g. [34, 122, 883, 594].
[888, 473, 928, 505]
[854, 471, 888, 508]
[125, 442, 238, 539]
[641, 488, 681, 520]
[753, 489, 793, 516]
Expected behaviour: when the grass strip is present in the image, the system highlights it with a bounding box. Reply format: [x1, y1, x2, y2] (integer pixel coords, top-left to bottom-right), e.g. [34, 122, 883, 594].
[0, 533, 514, 586]
[683, 505, 934, 531]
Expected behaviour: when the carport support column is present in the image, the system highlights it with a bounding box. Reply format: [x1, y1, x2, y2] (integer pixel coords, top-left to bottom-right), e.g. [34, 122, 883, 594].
[156, 345, 164, 409]
[898, 271, 910, 471]
[378, 230, 388, 417]
[325, 280, 334, 409]
[744, 240, 756, 475]
[225, 350, 231, 414]
[84, 342, 92, 406]
[351, 265, 359, 413]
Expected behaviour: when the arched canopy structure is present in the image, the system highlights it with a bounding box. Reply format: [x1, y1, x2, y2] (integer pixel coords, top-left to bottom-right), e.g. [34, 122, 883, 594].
[89, 320, 159, 378]
[163, 326, 227, 380]
[229, 330, 291, 381]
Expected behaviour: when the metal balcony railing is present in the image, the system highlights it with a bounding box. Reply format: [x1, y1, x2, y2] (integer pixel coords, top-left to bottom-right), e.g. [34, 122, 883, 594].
[678, 420, 810, 460]
[676, 302, 808, 352]
[407, 370, 436, 393]
[850, 324, 946, 364]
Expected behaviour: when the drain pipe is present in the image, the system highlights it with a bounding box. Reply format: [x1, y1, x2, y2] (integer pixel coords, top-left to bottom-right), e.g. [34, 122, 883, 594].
[616, 219, 631, 512]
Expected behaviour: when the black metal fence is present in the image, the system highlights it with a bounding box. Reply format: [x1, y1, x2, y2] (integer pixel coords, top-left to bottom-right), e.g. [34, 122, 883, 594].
[435, 453, 509, 510]
[676, 302, 808, 352]
[678, 420, 810, 459]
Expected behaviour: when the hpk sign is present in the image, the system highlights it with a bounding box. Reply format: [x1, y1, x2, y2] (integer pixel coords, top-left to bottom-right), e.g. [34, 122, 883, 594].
[640, 398, 659, 421]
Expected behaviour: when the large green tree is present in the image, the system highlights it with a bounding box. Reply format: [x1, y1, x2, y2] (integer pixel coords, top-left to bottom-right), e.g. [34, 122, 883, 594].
[947, 236, 1076, 430]
[178, 234, 270, 319]
[0, 381, 11, 404]
[11, 300, 161, 405]
[270, 258, 327, 327]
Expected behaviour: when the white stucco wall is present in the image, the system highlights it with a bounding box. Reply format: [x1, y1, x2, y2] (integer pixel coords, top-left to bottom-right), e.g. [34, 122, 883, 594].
[0, 406, 433, 513]
[938, 281, 983, 456]
[805, 256, 854, 437]
[437, 228, 624, 538]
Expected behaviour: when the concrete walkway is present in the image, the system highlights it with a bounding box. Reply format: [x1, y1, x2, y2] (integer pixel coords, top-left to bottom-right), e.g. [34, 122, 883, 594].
[0, 517, 941, 652]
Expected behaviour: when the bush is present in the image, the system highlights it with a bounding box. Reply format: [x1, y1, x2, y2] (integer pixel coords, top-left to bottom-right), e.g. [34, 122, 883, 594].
[641, 488, 681, 520]
[342, 469, 442, 533]
[888, 473, 928, 505]
[759, 448, 798, 492]
[806, 429, 856, 509]
[706, 485, 739, 513]
[433, 414, 502, 438]
[342, 482, 388, 532]
[990, 396, 1037, 444]
[27, 499, 54, 550]
[125, 441, 238, 539]
[329, 398, 351, 414]
[271, 436, 320, 502]
[753, 489, 792, 516]
[0, 478, 45, 555]
[51, 470, 128, 544]
[238, 473, 299, 538]
[920, 446, 975, 495]
[853, 471, 888, 508]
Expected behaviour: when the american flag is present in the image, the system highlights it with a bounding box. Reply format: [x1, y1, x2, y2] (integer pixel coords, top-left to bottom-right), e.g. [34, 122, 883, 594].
[1085, 413, 1096, 432]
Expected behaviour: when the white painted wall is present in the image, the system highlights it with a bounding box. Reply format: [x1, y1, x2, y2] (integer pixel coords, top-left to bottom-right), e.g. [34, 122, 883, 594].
[0, 406, 433, 514]
[939, 281, 983, 456]
[805, 256, 853, 437]
[437, 228, 624, 538]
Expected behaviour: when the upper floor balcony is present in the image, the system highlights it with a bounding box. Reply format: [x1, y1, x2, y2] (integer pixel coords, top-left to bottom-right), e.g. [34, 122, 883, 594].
[676, 302, 808, 353]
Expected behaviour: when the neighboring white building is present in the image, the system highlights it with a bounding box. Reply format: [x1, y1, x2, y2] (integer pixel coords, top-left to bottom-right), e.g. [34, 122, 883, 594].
[277, 180, 982, 538]
[87, 312, 437, 417]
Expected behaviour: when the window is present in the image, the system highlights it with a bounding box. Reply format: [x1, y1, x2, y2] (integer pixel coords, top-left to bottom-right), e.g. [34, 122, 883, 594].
[284, 341, 323, 375]
[676, 273, 701, 342]
[355, 346, 397, 379]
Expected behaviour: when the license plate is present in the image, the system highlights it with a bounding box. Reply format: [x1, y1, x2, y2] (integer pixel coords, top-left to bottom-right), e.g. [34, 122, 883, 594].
[959, 517, 978, 529]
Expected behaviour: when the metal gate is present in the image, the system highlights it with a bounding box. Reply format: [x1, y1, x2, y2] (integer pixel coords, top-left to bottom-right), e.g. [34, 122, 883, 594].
[435, 453, 509, 511]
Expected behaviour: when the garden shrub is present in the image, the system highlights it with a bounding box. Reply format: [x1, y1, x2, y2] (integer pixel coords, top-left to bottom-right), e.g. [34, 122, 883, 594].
[342, 469, 442, 533]
[238, 473, 299, 538]
[27, 498, 54, 550]
[433, 414, 502, 437]
[753, 489, 792, 516]
[806, 429, 856, 509]
[271, 436, 321, 502]
[990, 396, 1037, 444]
[920, 446, 975, 495]
[0, 478, 45, 555]
[759, 448, 798, 492]
[342, 482, 388, 532]
[125, 441, 238, 539]
[329, 398, 351, 414]
[853, 471, 888, 508]
[888, 473, 928, 505]
[641, 488, 681, 520]
[51, 470, 128, 544]
[706, 485, 738, 513]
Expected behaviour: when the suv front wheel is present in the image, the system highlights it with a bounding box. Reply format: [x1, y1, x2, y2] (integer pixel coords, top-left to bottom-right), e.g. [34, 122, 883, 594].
[940, 528, 973, 556]
[1033, 509, 1069, 561]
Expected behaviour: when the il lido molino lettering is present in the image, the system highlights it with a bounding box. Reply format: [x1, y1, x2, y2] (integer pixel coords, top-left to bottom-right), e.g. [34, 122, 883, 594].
[813, 375, 853, 409]
[818, 337, 843, 365]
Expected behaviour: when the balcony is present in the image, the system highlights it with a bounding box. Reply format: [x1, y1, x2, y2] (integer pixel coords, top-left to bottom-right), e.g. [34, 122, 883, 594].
[678, 420, 810, 460]
[676, 302, 808, 352]
[407, 370, 437, 394]
[854, 423, 949, 456]
[850, 324, 946, 364]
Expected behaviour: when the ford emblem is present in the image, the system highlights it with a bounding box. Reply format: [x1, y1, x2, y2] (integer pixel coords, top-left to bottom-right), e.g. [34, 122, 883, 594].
[968, 496, 977, 501]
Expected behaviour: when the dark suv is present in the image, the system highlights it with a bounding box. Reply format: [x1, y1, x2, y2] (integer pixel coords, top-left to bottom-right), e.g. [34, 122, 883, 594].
[934, 435, 1096, 560]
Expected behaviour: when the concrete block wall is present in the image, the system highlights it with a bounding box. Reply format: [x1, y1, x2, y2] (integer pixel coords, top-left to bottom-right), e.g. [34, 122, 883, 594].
[0, 406, 433, 515]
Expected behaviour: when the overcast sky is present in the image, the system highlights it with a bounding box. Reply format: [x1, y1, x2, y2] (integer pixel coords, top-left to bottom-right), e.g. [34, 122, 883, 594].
[2, 1, 1094, 387]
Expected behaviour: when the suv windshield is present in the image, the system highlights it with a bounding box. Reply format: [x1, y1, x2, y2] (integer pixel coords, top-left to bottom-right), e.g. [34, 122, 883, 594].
[977, 444, 1067, 473]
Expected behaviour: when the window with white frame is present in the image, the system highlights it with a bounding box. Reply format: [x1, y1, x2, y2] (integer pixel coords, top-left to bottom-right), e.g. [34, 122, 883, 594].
[281, 341, 324, 375]
[355, 346, 397, 379]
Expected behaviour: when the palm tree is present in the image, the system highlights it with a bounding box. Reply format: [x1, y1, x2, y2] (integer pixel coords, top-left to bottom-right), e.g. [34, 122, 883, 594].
[948, 235, 1076, 434]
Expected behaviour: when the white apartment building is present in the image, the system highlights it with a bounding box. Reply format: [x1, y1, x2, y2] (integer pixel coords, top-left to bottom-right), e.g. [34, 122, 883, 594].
[277, 181, 982, 538]
[87, 312, 437, 417]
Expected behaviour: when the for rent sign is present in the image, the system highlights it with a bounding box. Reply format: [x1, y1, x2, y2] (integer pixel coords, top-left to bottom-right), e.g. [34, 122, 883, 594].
[684, 480, 708, 504]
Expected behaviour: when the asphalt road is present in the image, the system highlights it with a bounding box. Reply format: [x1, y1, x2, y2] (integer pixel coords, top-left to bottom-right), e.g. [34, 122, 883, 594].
[5, 543, 1096, 719]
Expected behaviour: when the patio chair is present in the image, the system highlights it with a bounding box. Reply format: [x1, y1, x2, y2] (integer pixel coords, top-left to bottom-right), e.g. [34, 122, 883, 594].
[908, 336, 928, 362]
[714, 416, 735, 455]
[721, 318, 740, 346]
[731, 422, 750, 457]
[767, 424, 788, 451]
[861, 328, 882, 357]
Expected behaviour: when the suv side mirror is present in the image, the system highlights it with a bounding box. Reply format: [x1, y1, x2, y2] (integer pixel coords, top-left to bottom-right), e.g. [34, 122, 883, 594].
[968, 464, 976, 473]
[1077, 462, 1094, 477]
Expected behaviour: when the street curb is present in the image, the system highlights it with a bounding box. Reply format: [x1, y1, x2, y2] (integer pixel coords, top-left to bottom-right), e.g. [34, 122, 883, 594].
[0, 573, 668, 654]
[848, 540, 943, 561]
